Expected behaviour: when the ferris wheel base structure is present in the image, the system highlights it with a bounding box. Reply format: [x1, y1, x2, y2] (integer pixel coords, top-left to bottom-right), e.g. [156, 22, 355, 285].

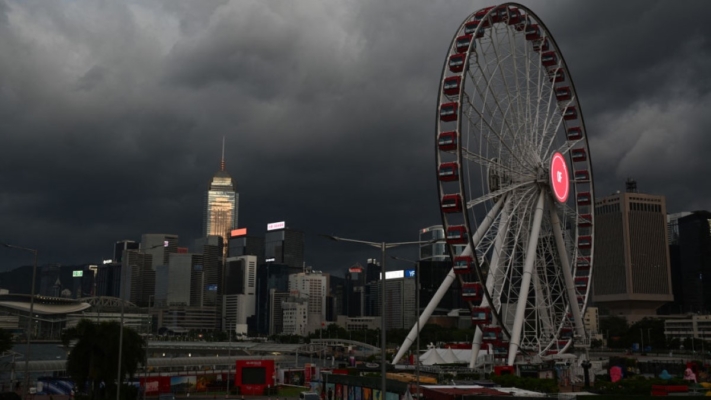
[395, 3, 595, 367]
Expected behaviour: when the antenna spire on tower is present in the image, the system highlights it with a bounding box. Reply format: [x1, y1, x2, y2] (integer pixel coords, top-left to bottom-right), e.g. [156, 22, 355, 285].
[220, 136, 226, 171]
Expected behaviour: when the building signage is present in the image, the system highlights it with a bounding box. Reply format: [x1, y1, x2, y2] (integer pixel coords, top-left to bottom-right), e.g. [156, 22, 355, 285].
[231, 228, 248, 237]
[380, 270, 405, 280]
[550, 152, 570, 203]
[72, 270, 83, 277]
[405, 269, 416, 278]
[267, 221, 285, 231]
[265, 258, 275, 262]
[349, 267, 363, 273]
[102, 259, 112, 264]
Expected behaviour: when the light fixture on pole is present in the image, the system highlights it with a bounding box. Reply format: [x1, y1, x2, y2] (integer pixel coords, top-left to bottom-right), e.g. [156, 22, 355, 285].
[2, 242, 38, 400]
[322, 234, 438, 398]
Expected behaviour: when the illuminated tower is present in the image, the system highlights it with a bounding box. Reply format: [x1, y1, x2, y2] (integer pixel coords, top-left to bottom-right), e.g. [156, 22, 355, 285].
[203, 137, 238, 251]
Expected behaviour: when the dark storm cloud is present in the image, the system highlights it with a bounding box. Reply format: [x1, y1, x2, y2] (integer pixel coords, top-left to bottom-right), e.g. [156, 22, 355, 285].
[1, 0, 710, 273]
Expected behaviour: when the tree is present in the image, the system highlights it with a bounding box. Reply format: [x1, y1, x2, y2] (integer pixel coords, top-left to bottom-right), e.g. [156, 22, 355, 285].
[0, 328, 13, 354]
[61, 319, 146, 400]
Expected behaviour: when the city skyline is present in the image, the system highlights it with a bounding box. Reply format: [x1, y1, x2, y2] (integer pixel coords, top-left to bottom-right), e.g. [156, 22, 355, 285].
[2, 1, 711, 274]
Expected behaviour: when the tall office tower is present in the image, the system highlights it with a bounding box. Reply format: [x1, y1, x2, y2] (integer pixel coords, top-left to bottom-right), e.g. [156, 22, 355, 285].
[141, 234, 179, 269]
[677, 211, 711, 313]
[419, 259, 462, 312]
[659, 212, 693, 314]
[264, 222, 304, 269]
[120, 249, 153, 306]
[365, 259, 380, 284]
[344, 264, 367, 317]
[289, 271, 328, 333]
[95, 263, 121, 297]
[255, 263, 303, 334]
[369, 271, 417, 330]
[193, 235, 223, 307]
[203, 139, 238, 256]
[592, 183, 673, 318]
[223, 255, 258, 333]
[155, 254, 194, 307]
[329, 275, 345, 319]
[269, 290, 290, 335]
[419, 225, 465, 261]
[114, 240, 139, 263]
[228, 229, 265, 264]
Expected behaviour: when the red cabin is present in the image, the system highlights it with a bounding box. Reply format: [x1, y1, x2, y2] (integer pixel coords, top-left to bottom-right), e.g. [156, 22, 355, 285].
[576, 256, 591, 271]
[443, 76, 462, 96]
[474, 6, 494, 20]
[563, 106, 578, 120]
[575, 276, 589, 289]
[440, 102, 458, 122]
[578, 235, 592, 249]
[533, 39, 549, 52]
[558, 340, 570, 348]
[507, 7, 522, 25]
[545, 349, 559, 355]
[438, 162, 459, 182]
[571, 148, 587, 162]
[578, 214, 592, 228]
[541, 51, 558, 67]
[464, 21, 485, 38]
[525, 24, 541, 41]
[493, 345, 508, 356]
[438, 131, 458, 151]
[441, 194, 463, 213]
[461, 282, 483, 302]
[453, 255, 473, 274]
[549, 68, 565, 83]
[449, 54, 465, 73]
[567, 127, 583, 140]
[560, 328, 573, 339]
[482, 326, 504, 344]
[455, 34, 473, 54]
[574, 169, 590, 182]
[471, 307, 491, 324]
[577, 192, 591, 206]
[446, 225, 468, 244]
[555, 86, 572, 101]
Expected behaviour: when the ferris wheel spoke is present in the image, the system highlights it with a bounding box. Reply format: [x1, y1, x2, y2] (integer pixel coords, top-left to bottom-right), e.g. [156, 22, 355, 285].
[462, 95, 532, 171]
[467, 181, 534, 209]
[549, 197, 586, 338]
[549, 136, 581, 160]
[461, 148, 534, 180]
[486, 25, 523, 149]
[540, 98, 575, 159]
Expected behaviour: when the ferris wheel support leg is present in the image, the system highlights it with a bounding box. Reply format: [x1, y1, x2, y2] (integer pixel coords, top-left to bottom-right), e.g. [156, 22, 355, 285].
[507, 189, 545, 366]
[549, 198, 586, 339]
[392, 194, 507, 365]
[470, 195, 512, 368]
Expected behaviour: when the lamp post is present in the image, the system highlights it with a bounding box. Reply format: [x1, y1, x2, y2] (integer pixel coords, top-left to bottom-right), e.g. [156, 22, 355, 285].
[2, 242, 38, 400]
[322, 234, 437, 398]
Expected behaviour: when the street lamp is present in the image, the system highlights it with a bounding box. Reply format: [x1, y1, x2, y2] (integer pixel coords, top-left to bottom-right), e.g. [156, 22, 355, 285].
[390, 255, 421, 400]
[322, 234, 437, 398]
[2, 242, 38, 400]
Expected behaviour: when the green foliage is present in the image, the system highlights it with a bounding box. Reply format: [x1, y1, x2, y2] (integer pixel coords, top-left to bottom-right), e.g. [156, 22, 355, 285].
[0, 328, 13, 354]
[492, 374, 559, 393]
[61, 319, 146, 400]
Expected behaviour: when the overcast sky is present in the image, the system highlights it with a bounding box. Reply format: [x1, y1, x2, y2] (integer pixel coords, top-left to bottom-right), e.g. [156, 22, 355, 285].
[1, 0, 710, 274]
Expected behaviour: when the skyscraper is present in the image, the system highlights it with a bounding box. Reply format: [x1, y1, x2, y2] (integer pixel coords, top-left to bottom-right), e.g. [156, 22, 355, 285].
[264, 222, 304, 269]
[204, 138, 238, 253]
[592, 183, 673, 318]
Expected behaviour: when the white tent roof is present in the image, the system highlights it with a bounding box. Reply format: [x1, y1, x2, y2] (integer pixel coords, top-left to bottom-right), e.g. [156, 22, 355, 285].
[442, 347, 460, 363]
[421, 348, 448, 365]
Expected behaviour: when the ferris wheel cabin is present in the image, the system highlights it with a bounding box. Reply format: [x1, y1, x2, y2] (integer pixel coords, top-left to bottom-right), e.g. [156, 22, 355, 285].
[443, 76, 462, 96]
[441, 194, 463, 213]
[440, 102, 458, 122]
[453, 255, 474, 274]
[461, 282, 484, 302]
[446, 225, 468, 244]
[455, 35, 473, 53]
[448, 54, 465, 73]
[438, 162, 459, 181]
[438, 131, 458, 152]
[555, 86, 572, 101]
[471, 307, 492, 325]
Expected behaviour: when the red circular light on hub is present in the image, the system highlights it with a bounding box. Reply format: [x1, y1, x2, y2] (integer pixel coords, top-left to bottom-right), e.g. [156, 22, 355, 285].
[550, 152, 569, 203]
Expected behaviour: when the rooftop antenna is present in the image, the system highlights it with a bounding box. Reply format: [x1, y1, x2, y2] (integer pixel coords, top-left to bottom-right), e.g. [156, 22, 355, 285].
[220, 136, 226, 171]
[625, 178, 637, 193]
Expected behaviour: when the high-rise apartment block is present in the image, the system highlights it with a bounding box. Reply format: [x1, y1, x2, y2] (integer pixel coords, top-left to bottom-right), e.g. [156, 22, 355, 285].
[592, 184, 673, 318]
[289, 271, 328, 333]
[223, 255, 257, 333]
[141, 234, 179, 269]
[676, 211, 711, 313]
[120, 249, 153, 306]
[193, 235, 223, 307]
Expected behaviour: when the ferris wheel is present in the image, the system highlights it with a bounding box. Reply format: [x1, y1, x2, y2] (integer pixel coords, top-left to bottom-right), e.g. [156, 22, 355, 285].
[394, 3, 595, 367]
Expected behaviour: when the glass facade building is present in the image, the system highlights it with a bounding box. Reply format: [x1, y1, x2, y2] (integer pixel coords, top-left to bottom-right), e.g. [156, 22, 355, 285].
[264, 228, 304, 269]
[203, 163, 238, 257]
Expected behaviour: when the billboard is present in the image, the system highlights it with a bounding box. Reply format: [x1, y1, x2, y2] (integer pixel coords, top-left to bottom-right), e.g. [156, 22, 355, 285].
[267, 221, 285, 231]
[230, 228, 247, 237]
